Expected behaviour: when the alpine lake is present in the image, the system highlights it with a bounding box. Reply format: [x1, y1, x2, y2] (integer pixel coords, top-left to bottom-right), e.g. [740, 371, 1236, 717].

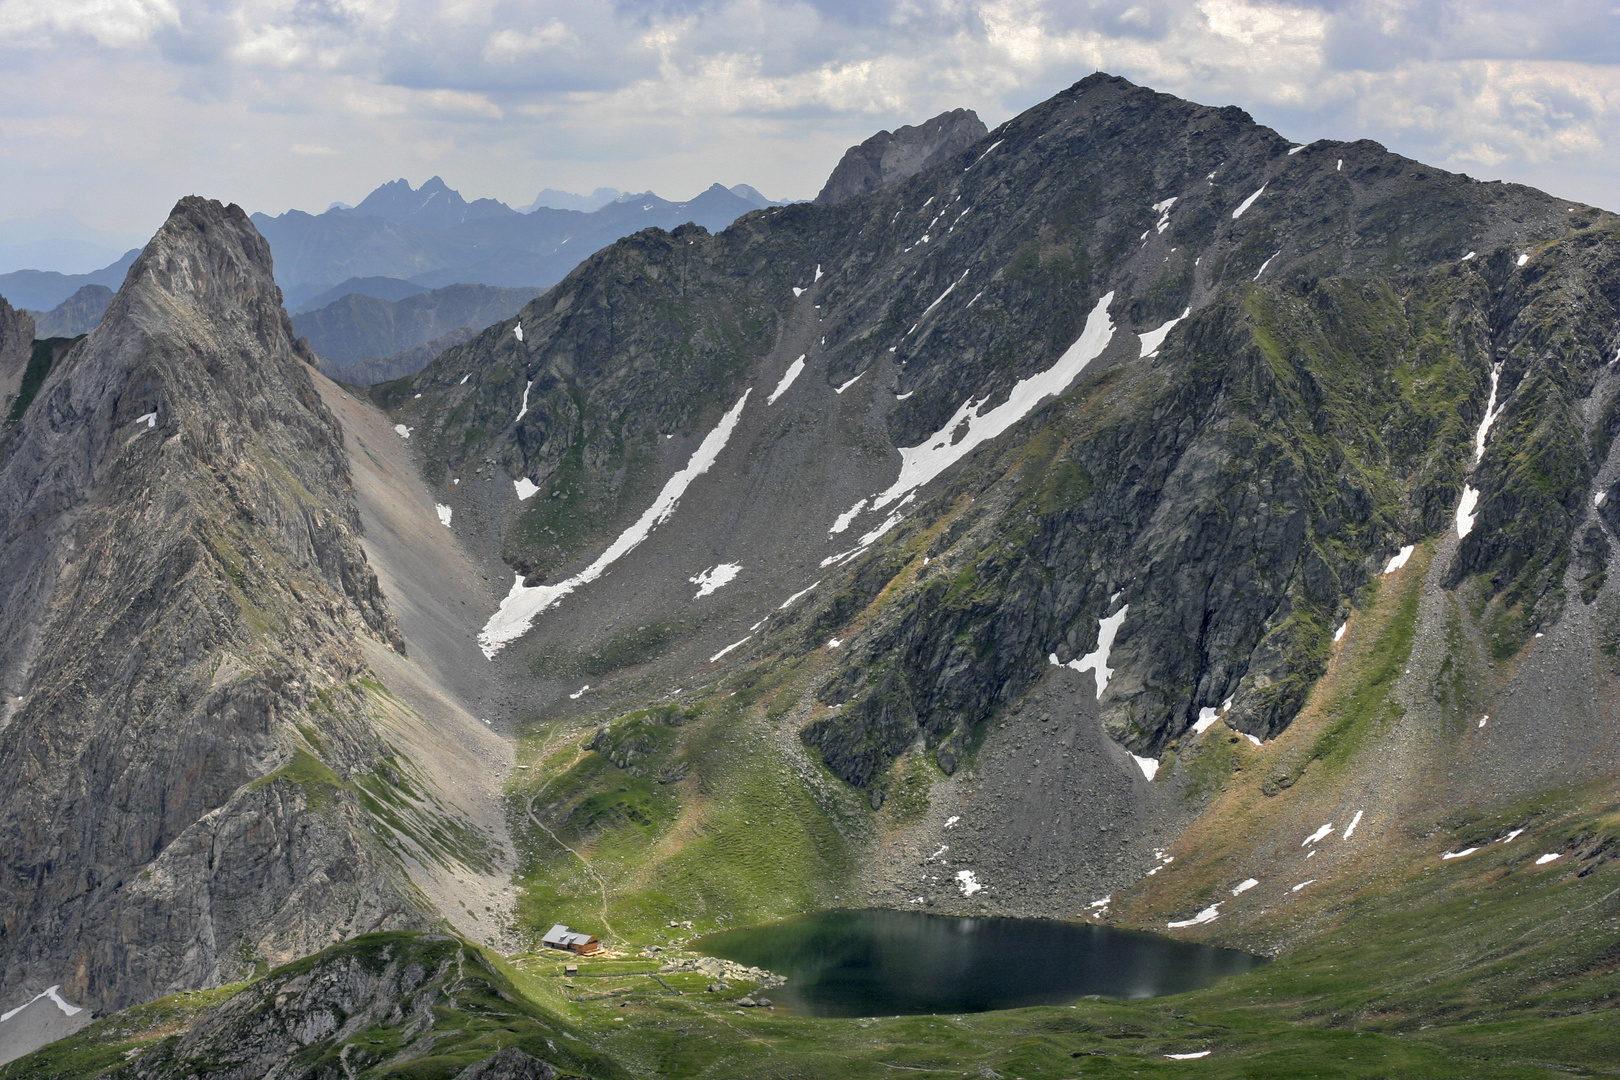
[692, 908, 1268, 1018]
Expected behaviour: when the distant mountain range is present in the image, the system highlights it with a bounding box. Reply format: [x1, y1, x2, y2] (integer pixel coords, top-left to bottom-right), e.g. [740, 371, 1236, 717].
[0, 178, 788, 339]
[256, 178, 784, 302]
[0, 249, 138, 312]
[519, 187, 623, 213]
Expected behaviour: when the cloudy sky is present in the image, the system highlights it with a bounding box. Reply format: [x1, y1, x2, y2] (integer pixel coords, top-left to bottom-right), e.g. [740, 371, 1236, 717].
[1, 0, 1617, 267]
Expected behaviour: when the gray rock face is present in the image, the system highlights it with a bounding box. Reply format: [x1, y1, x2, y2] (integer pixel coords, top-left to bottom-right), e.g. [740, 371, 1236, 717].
[814, 109, 989, 205]
[0, 196, 424, 1017]
[31, 284, 113, 337]
[398, 74, 1606, 797]
[0, 296, 32, 420]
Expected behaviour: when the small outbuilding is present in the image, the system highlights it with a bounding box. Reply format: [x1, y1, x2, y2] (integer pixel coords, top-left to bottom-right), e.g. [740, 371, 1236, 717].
[542, 924, 601, 955]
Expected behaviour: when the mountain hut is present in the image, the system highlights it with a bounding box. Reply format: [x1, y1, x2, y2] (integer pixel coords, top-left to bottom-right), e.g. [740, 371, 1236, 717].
[542, 924, 601, 955]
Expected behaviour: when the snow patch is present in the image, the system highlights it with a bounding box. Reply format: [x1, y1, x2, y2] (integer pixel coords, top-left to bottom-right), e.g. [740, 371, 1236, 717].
[569, 684, 589, 700]
[1303, 823, 1334, 846]
[1232, 184, 1267, 219]
[1517, 252, 1530, 266]
[514, 478, 540, 500]
[135, 411, 156, 428]
[955, 869, 983, 896]
[1152, 196, 1177, 233]
[1456, 485, 1480, 538]
[1473, 364, 1503, 462]
[836, 373, 864, 394]
[1291, 880, 1315, 892]
[691, 563, 742, 598]
[826, 637, 842, 649]
[895, 390, 914, 401]
[1344, 810, 1364, 838]
[1168, 903, 1220, 928]
[778, 581, 821, 609]
[1063, 604, 1129, 698]
[768, 355, 805, 405]
[515, 379, 533, 423]
[436, 504, 452, 528]
[0, 985, 82, 1022]
[944, 816, 960, 828]
[1478, 715, 1489, 728]
[1497, 829, 1524, 843]
[1333, 622, 1347, 643]
[514, 323, 523, 342]
[479, 389, 752, 656]
[393, 424, 411, 439]
[848, 292, 1115, 519]
[1232, 878, 1259, 896]
[1462, 251, 1477, 261]
[1288, 144, 1305, 155]
[460, 373, 470, 385]
[1535, 853, 1562, 864]
[814, 263, 823, 282]
[917, 269, 970, 325]
[1193, 707, 1221, 734]
[964, 140, 1003, 170]
[1166, 1051, 1211, 1060]
[792, 286, 805, 297]
[1253, 251, 1280, 280]
[1441, 847, 1479, 860]
[1131, 753, 1159, 781]
[1139, 308, 1189, 357]
[1383, 545, 1414, 574]
[709, 636, 752, 663]
[1595, 491, 1607, 507]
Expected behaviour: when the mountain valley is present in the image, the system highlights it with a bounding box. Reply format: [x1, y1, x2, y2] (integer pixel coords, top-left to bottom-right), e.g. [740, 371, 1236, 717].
[0, 75, 1617, 1079]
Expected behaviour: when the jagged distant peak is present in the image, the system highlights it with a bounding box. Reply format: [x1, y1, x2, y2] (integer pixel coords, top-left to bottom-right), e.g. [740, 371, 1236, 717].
[348, 176, 516, 229]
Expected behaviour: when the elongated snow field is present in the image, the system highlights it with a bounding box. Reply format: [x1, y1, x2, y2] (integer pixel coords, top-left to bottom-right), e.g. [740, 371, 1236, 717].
[478, 389, 753, 656]
[853, 291, 1115, 518]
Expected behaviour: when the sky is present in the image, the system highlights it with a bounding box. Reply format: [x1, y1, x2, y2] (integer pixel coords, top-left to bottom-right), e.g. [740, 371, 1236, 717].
[1, 0, 1618, 271]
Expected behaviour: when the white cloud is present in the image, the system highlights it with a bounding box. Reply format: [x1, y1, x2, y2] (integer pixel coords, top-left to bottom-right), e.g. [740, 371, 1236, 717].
[0, 0, 182, 49]
[0, 0, 1616, 240]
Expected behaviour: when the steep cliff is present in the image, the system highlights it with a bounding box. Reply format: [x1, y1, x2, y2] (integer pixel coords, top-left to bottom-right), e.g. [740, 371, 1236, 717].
[0, 198, 428, 1017]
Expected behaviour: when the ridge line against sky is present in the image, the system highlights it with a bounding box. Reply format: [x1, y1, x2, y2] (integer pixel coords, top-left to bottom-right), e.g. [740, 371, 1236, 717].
[0, 0, 1617, 244]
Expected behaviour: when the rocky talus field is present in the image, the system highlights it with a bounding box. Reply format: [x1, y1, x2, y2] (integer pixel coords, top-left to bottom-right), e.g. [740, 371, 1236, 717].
[1, 75, 1617, 1077]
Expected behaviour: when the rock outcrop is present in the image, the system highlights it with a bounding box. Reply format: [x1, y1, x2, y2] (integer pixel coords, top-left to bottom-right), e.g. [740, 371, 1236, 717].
[0, 197, 425, 1019]
[814, 108, 989, 205]
[0, 295, 34, 421]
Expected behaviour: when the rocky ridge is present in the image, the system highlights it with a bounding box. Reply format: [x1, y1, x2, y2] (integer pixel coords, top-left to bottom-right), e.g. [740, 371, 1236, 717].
[0, 198, 440, 1018]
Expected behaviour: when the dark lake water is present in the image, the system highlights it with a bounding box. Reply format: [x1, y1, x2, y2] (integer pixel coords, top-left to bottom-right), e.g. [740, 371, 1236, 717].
[693, 908, 1267, 1017]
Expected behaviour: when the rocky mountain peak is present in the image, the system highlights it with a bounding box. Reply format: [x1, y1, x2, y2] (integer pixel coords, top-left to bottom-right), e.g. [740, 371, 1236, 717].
[0, 195, 420, 1018]
[814, 107, 989, 204]
[115, 196, 288, 337]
